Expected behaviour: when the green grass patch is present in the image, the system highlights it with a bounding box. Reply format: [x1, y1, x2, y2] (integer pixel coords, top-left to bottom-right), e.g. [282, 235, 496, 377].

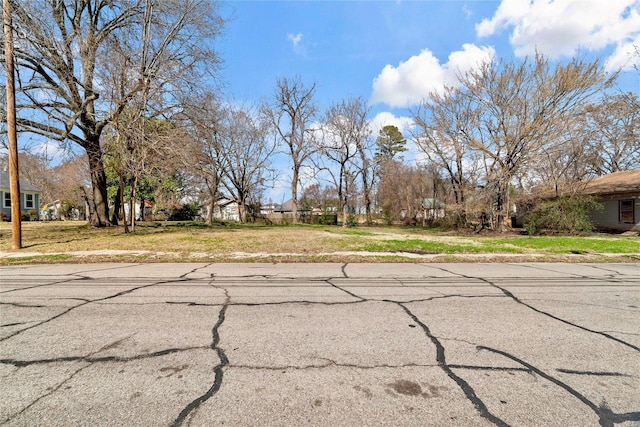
[352, 239, 487, 254]
[484, 236, 640, 254]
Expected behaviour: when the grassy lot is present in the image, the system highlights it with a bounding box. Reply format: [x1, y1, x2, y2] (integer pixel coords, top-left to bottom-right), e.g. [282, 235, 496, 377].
[0, 220, 638, 263]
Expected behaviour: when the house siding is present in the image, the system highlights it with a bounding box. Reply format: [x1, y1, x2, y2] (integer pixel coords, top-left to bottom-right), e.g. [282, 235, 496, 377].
[0, 190, 40, 219]
[590, 195, 640, 232]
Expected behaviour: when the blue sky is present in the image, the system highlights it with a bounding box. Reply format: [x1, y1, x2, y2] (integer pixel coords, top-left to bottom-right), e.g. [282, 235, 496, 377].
[217, 0, 640, 202]
[218, 0, 639, 112]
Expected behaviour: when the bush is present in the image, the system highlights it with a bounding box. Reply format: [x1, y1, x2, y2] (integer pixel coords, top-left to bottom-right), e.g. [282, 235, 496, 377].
[432, 208, 468, 231]
[317, 212, 337, 225]
[524, 196, 602, 235]
[169, 202, 201, 221]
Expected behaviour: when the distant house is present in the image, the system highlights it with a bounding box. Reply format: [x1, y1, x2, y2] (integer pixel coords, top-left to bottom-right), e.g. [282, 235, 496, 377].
[420, 198, 445, 220]
[0, 170, 41, 220]
[214, 198, 240, 222]
[260, 202, 279, 215]
[577, 170, 639, 233]
[274, 199, 294, 214]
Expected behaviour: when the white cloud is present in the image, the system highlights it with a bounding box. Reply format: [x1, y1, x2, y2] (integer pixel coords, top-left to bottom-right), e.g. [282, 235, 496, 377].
[369, 112, 414, 137]
[605, 36, 640, 72]
[370, 44, 495, 108]
[287, 32, 305, 55]
[463, 4, 473, 19]
[476, 0, 640, 61]
[31, 140, 68, 160]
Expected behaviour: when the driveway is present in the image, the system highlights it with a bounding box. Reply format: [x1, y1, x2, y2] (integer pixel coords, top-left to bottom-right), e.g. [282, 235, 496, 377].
[1, 263, 639, 426]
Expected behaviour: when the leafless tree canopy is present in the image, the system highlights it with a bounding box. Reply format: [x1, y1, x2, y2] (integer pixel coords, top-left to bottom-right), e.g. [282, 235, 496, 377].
[214, 105, 275, 223]
[413, 54, 615, 229]
[2, 0, 224, 226]
[583, 92, 640, 175]
[262, 76, 318, 222]
[315, 96, 371, 226]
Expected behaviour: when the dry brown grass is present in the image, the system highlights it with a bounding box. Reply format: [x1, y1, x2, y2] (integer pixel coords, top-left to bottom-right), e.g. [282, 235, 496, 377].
[0, 221, 347, 254]
[1, 220, 638, 264]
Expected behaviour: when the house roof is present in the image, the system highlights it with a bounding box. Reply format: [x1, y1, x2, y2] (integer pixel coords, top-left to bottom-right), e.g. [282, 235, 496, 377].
[0, 170, 42, 193]
[421, 198, 445, 208]
[578, 169, 640, 196]
[275, 199, 294, 213]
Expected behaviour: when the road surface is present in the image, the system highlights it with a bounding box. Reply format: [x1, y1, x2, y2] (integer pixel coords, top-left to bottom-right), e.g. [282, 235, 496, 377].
[1, 263, 639, 426]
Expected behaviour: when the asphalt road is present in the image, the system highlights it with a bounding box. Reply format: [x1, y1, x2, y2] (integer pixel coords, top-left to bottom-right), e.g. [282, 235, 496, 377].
[1, 263, 639, 427]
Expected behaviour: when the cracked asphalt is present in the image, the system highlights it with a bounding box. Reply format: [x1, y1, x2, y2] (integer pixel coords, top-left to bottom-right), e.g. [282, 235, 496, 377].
[1, 262, 639, 427]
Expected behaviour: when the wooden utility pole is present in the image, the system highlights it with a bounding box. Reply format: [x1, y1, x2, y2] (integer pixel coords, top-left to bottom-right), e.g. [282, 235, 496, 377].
[3, 0, 22, 249]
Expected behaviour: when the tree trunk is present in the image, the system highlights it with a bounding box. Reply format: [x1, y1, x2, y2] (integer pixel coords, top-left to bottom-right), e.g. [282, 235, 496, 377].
[111, 185, 121, 225]
[341, 202, 348, 227]
[291, 166, 299, 223]
[239, 202, 247, 223]
[118, 172, 130, 233]
[362, 170, 372, 225]
[130, 175, 139, 233]
[85, 142, 112, 227]
[139, 198, 145, 221]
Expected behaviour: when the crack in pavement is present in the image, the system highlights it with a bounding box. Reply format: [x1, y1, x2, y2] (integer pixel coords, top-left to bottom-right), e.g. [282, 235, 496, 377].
[326, 279, 365, 300]
[0, 335, 148, 425]
[0, 345, 210, 367]
[555, 368, 633, 377]
[520, 297, 640, 312]
[0, 264, 149, 295]
[170, 287, 230, 427]
[479, 278, 640, 352]
[0, 278, 193, 343]
[396, 302, 510, 427]
[478, 346, 640, 427]
[0, 277, 88, 295]
[601, 330, 640, 337]
[1, 322, 30, 328]
[429, 266, 640, 353]
[0, 302, 45, 308]
[448, 364, 532, 373]
[341, 263, 348, 278]
[228, 361, 440, 371]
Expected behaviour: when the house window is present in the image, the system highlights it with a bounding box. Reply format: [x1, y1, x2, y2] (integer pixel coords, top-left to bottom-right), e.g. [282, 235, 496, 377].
[619, 199, 635, 223]
[3, 192, 10, 208]
[25, 193, 35, 209]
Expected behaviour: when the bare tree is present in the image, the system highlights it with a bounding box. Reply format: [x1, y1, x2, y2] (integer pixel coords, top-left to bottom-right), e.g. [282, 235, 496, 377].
[2, 0, 224, 226]
[413, 86, 480, 208]
[583, 92, 640, 174]
[465, 54, 613, 229]
[349, 98, 374, 225]
[415, 54, 614, 230]
[533, 134, 591, 197]
[105, 108, 180, 232]
[180, 94, 224, 225]
[376, 161, 431, 225]
[215, 105, 275, 223]
[262, 76, 318, 222]
[315, 97, 370, 227]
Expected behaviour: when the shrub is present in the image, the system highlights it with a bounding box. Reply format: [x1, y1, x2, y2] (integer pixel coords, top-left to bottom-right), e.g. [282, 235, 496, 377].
[318, 212, 337, 225]
[524, 196, 602, 235]
[20, 210, 39, 221]
[432, 208, 468, 231]
[169, 202, 201, 221]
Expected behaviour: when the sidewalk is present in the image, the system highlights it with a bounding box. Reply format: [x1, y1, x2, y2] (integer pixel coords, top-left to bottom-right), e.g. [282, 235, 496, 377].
[1, 249, 638, 262]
